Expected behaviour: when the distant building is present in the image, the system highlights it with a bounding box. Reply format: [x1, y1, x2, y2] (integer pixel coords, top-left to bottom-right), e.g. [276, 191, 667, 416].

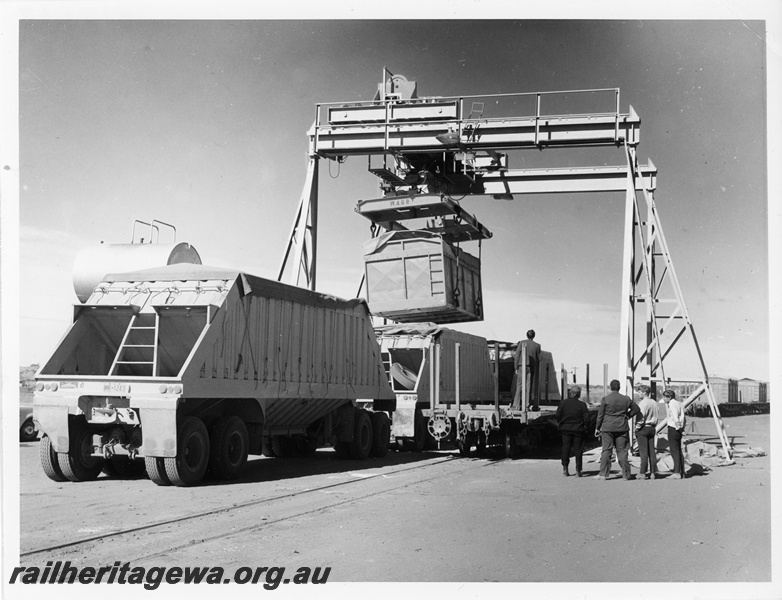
[707, 376, 769, 404]
[667, 376, 769, 405]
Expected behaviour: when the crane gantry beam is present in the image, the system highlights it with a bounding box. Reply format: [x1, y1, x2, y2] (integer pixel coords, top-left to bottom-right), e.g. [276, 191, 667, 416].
[312, 109, 641, 157]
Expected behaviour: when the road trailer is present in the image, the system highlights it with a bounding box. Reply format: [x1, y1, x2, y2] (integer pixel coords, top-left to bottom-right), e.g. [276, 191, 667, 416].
[34, 263, 396, 486]
[372, 324, 562, 457]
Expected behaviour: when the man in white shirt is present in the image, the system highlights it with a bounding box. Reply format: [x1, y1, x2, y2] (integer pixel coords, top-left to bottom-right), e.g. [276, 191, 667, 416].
[635, 385, 659, 480]
[663, 389, 686, 479]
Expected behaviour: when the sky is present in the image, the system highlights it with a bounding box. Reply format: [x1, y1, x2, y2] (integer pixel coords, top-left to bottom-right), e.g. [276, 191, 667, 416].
[6, 5, 779, 388]
[1, 3, 781, 599]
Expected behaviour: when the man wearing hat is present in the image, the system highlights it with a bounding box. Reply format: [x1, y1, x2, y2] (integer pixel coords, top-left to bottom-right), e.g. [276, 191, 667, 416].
[556, 385, 589, 477]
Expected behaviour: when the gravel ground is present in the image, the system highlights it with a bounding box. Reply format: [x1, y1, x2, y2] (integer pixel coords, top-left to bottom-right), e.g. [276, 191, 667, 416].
[11, 413, 776, 600]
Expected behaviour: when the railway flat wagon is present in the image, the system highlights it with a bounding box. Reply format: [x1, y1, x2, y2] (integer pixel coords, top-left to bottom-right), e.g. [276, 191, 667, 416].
[34, 263, 395, 487]
[372, 323, 496, 451]
[374, 324, 562, 458]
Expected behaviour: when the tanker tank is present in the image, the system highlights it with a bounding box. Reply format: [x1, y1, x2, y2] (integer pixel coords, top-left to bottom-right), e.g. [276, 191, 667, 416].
[72, 241, 201, 303]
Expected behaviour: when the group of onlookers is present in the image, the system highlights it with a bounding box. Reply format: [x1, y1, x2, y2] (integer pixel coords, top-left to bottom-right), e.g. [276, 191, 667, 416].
[555, 379, 688, 479]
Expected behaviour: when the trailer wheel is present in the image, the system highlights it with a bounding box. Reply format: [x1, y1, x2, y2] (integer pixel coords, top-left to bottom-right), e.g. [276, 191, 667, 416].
[295, 435, 318, 457]
[370, 412, 391, 458]
[350, 410, 373, 460]
[103, 456, 146, 479]
[208, 416, 249, 480]
[58, 421, 104, 482]
[39, 435, 67, 482]
[271, 435, 296, 458]
[165, 417, 209, 487]
[145, 457, 171, 486]
[333, 441, 351, 459]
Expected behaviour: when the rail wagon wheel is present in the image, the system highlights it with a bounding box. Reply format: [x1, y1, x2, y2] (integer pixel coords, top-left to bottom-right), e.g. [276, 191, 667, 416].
[457, 432, 476, 458]
[504, 431, 519, 459]
[57, 421, 104, 482]
[164, 417, 210, 487]
[457, 438, 470, 457]
[519, 426, 541, 453]
[103, 456, 146, 479]
[208, 416, 249, 480]
[476, 431, 488, 457]
[39, 435, 67, 482]
[145, 457, 171, 486]
[349, 409, 373, 460]
[370, 412, 391, 458]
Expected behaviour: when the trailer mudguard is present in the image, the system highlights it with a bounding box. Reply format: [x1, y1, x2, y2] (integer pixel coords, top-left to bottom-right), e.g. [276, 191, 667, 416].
[33, 399, 70, 453]
[136, 397, 179, 458]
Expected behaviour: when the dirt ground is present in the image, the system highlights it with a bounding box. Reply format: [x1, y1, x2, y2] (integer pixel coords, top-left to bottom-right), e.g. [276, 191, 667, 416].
[11, 413, 775, 596]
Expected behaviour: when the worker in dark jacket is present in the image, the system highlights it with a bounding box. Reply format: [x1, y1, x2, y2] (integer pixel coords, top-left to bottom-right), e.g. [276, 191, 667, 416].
[513, 330, 542, 410]
[556, 385, 589, 477]
[595, 379, 641, 480]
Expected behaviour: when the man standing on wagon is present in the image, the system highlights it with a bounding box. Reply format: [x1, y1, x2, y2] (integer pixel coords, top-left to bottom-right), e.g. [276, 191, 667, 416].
[513, 329, 541, 411]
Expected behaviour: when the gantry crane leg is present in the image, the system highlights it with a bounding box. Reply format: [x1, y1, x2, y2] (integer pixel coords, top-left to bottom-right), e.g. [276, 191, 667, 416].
[621, 144, 732, 460]
[278, 156, 319, 290]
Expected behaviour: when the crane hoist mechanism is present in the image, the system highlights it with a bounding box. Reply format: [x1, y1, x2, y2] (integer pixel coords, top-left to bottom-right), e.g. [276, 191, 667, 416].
[280, 68, 734, 461]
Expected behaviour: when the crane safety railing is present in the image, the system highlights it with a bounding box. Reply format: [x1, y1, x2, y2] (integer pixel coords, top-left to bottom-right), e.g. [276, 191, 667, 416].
[311, 87, 628, 155]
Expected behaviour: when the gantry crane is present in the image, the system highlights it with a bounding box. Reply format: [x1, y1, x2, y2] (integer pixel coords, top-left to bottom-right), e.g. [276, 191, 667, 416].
[279, 69, 732, 459]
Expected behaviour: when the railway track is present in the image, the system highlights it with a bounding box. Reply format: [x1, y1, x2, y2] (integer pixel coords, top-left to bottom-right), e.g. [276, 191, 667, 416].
[21, 454, 490, 564]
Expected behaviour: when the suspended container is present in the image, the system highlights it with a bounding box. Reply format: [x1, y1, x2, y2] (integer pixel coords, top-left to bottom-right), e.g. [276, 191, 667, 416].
[363, 230, 483, 323]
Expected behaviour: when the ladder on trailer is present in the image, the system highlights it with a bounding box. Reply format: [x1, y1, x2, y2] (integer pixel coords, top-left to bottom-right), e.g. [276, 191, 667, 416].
[110, 313, 159, 377]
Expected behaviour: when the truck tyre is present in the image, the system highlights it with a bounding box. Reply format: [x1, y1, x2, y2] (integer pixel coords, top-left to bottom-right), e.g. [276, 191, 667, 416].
[370, 412, 391, 458]
[40, 435, 67, 482]
[145, 457, 171, 486]
[208, 416, 249, 480]
[20, 418, 38, 442]
[103, 456, 146, 479]
[58, 421, 104, 482]
[165, 417, 209, 487]
[349, 410, 373, 460]
[404, 410, 426, 452]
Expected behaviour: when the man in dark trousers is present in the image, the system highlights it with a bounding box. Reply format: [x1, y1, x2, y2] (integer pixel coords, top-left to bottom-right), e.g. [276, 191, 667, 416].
[556, 385, 589, 477]
[595, 379, 641, 480]
[513, 330, 541, 410]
